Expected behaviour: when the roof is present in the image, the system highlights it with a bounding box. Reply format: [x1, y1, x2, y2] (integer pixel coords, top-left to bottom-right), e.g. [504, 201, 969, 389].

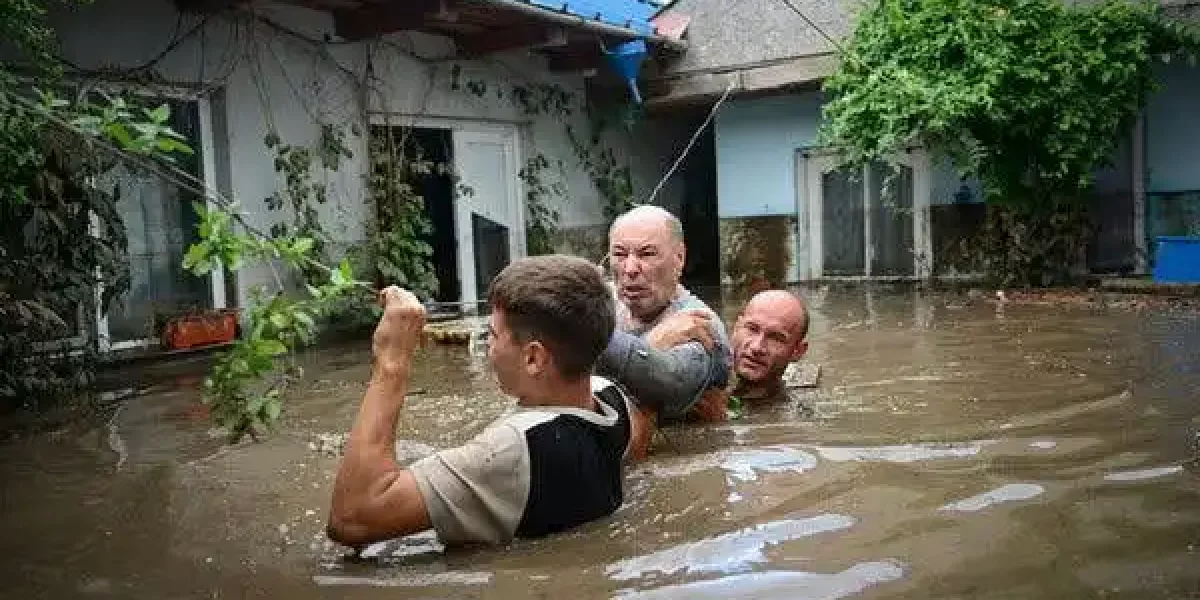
[510, 0, 670, 35]
[657, 0, 852, 77]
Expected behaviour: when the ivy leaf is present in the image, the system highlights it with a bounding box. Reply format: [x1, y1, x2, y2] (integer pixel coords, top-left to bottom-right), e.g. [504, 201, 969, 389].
[260, 339, 288, 356]
[292, 237, 315, 256]
[183, 243, 213, 275]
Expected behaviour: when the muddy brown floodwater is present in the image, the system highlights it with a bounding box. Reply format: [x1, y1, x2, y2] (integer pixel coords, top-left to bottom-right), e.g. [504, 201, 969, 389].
[2, 286, 1199, 599]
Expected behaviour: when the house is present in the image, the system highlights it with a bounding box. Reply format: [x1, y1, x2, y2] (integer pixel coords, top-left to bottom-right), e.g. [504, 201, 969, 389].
[636, 0, 1200, 286]
[41, 0, 697, 353]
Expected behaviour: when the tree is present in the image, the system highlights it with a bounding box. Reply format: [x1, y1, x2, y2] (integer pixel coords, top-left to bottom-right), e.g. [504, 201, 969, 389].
[819, 0, 1200, 285]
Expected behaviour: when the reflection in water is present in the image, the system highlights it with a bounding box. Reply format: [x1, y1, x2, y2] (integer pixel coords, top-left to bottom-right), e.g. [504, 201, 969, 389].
[313, 572, 494, 587]
[1103, 465, 1185, 482]
[939, 483, 1046, 512]
[606, 514, 856, 581]
[616, 561, 906, 600]
[814, 440, 996, 463]
[647, 446, 819, 482]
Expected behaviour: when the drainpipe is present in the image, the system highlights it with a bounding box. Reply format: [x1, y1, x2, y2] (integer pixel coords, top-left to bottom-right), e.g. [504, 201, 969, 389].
[483, 0, 687, 51]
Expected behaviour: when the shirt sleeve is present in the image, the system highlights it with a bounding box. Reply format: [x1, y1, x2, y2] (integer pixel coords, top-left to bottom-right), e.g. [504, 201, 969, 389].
[595, 329, 719, 419]
[407, 422, 530, 545]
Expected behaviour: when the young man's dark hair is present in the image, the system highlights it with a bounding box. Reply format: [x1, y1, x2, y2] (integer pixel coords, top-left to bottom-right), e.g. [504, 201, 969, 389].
[488, 254, 616, 378]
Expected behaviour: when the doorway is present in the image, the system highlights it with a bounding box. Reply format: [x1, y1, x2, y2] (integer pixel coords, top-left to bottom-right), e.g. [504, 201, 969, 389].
[680, 118, 721, 288]
[369, 118, 522, 304]
[800, 150, 931, 279]
[375, 126, 460, 303]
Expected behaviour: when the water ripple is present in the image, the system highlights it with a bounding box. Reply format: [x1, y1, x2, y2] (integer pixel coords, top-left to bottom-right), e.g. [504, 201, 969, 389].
[814, 440, 996, 463]
[648, 446, 819, 482]
[940, 483, 1046, 512]
[606, 514, 856, 581]
[615, 560, 906, 599]
[1104, 465, 1185, 482]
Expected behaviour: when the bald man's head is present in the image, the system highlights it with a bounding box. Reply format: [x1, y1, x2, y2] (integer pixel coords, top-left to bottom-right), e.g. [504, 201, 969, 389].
[731, 290, 809, 394]
[608, 205, 687, 322]
[744, 290, 809, 339]
[609, 205, 684, 243]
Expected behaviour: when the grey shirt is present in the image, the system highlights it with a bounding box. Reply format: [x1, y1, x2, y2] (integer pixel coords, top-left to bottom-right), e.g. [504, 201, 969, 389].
[594, 285, 732, 420]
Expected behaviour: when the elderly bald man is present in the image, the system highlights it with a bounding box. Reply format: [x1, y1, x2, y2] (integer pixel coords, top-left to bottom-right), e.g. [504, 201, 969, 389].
[593, 206, 733, 459]
[727, 290, 810, 404]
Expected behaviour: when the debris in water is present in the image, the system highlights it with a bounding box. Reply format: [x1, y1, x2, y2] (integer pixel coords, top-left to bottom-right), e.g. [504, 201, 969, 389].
[783, 362, 821, 388]
[278, 524, 289, 535]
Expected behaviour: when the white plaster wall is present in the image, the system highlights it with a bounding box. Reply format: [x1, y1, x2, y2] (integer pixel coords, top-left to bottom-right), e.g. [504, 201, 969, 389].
[50, 0, 371, 309]
[47, 0, 674, 308]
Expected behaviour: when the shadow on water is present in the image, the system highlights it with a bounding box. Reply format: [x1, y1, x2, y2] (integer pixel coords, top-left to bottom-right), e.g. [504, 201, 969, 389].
[1, 286, 1199, 599]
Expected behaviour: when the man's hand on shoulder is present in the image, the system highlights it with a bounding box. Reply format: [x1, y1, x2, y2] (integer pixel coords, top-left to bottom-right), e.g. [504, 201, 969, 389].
[645, 309, 715, 351]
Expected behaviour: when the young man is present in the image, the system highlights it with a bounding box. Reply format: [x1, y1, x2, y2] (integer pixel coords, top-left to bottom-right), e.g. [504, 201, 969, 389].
[327, 255, 636, 548]
[593, 205, 732, 460]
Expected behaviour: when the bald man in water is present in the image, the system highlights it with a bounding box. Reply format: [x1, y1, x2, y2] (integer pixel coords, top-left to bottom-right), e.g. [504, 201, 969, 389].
[726, 290, 810, 404]
[615, 288, 811, 457]
[593, 205, 733, 460]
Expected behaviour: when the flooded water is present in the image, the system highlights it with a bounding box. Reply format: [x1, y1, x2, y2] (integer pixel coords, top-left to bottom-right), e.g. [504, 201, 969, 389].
[2, 286, 1199, 599]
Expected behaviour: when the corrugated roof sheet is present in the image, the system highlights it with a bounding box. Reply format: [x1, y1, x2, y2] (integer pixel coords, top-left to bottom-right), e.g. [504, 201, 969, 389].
[514, 0, 664, 35]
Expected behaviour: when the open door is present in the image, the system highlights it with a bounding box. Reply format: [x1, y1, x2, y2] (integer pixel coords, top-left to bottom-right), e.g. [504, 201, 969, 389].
[452, 127, 522, 303]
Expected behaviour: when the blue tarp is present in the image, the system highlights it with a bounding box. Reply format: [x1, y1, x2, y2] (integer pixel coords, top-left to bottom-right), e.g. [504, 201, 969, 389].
[514, 0, 662, 35]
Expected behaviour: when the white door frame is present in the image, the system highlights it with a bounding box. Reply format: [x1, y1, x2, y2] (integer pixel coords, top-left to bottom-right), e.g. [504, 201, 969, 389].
[367, 114, 524, 304]
[95, 88, 225, 350]
[798, 147, 932, 280]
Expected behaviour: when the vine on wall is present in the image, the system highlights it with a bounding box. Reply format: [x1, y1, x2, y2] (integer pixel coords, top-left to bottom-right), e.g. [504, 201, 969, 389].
[366, 128, 444, 301]
[450, 63, 636, 228]
[263, 123, 356, 286]
[520, 153, 565, 255]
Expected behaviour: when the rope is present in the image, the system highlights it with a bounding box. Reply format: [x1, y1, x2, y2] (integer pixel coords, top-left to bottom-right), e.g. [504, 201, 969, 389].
[640, 79, 736, 207]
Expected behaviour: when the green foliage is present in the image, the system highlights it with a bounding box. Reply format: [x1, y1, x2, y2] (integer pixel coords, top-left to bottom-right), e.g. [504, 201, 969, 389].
[0, 0, 63, 77]
[184, 204, 360, 442]
[262, 124, 355, 285]
[366, 129, 442, 300]
[726, 394, 745, 420]
[1, 0, 198, 408]
[820, 0, 1200, 284]
[520, 153, 564, 255]
[567, 125, 634, 225]
[449, 64, 576, 118]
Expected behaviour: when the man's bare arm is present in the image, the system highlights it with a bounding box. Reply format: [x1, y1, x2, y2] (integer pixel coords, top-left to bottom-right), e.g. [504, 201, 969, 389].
[327, 288, 432, 548]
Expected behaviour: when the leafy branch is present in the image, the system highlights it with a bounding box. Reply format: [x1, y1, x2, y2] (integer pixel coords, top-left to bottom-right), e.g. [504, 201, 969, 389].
[184, 206, 360, 441]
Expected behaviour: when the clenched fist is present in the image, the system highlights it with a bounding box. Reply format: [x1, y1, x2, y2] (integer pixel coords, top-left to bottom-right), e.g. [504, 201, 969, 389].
[372, 286, 426, 379]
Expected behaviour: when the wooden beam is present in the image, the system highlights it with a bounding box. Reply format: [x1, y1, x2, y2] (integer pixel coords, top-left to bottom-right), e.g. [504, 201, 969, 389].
[173, 0, 245, 13]
[548, 52, 603, 73]
[456, 25, 568, 57]
[334, 0, 445, 41]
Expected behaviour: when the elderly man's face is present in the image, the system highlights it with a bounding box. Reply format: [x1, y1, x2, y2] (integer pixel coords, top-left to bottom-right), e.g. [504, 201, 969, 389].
[609, 218, 684, 322]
